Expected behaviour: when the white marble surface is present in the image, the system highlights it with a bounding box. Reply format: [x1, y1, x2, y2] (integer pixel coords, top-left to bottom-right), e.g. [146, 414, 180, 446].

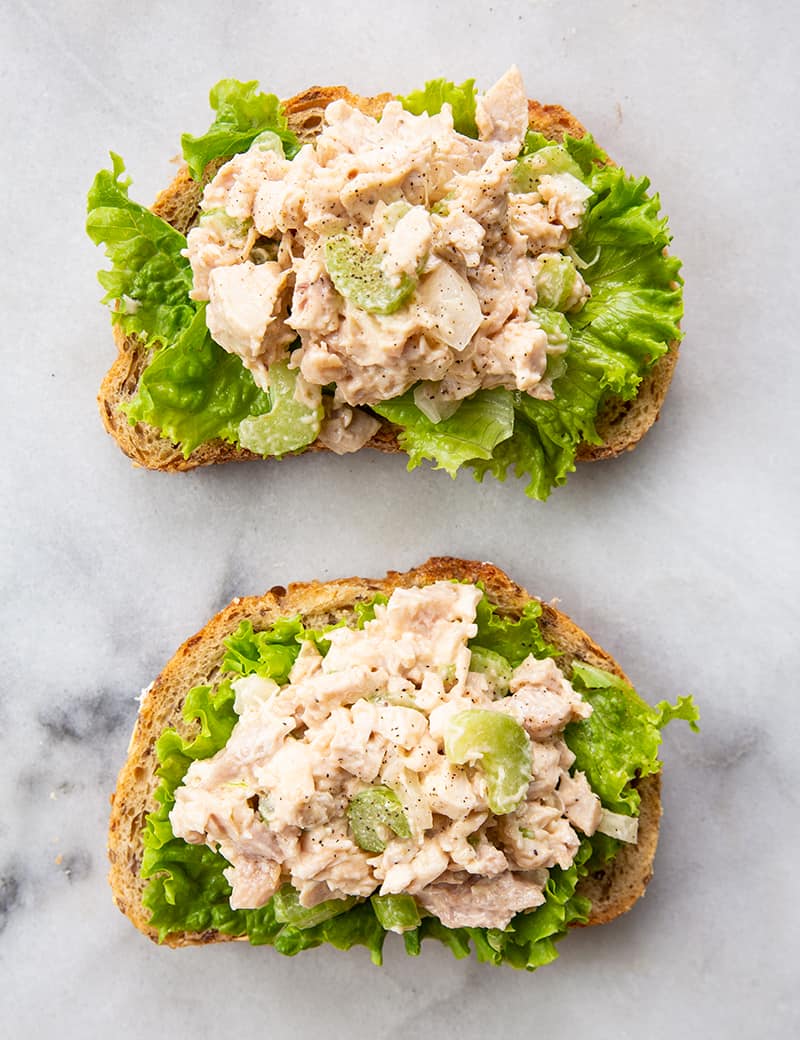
[2, 0, 798, 1034]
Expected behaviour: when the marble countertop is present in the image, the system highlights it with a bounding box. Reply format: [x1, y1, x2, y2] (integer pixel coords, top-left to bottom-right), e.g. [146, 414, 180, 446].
[3, 1, 798, 1034]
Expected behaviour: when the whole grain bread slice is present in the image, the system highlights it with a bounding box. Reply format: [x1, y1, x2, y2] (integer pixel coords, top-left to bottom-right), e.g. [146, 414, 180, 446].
[108, 557, 662, 948]
[97, 87, 679, 472]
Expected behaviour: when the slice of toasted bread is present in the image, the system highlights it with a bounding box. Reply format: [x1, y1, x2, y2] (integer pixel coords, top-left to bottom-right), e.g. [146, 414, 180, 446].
[97, 86, 679, 472]
[108, 557, 662, 948]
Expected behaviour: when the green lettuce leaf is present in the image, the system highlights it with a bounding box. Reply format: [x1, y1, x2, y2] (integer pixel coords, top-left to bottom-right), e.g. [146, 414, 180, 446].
[182, 79, 300, 180]
[471, 593, 555, 666]
[222, 617, 304, 680]
[86, 153, 196, 346]
[372, 388, 514, 477]
[567, 662, 699, 813]
[141, 680, 260, 943]
[124, 306, 272, 456]
[399, 78, 478, 137]
[353, 594, 389, 626]
[469, 406, 569, 501]
[655, 694, 700, 730]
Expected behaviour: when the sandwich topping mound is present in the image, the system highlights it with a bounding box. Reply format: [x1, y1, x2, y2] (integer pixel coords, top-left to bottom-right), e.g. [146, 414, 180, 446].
[187, 67, 591, 434]
[170, 582, 600, 930]
[88, 70, 682, 497]
[137, 575, 698, 966]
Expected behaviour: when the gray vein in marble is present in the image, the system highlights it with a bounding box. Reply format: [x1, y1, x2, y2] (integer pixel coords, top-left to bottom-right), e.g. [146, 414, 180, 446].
[37, 691, 130, 747]
[0, 871, 22, 936]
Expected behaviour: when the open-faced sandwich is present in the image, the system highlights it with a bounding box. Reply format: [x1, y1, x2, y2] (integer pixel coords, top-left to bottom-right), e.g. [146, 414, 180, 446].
[88, 68, 682, 499]
[108, 558, 697, 967]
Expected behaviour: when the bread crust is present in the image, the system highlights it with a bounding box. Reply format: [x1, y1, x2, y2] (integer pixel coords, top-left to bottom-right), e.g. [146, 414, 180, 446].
[108, 557, 662, 948]
[96, 86, 680, 472]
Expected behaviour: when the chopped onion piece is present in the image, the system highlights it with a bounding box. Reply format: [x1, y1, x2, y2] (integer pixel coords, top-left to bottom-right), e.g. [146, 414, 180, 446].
[413, 383, 462, 424]
[415, 263, 483, 351]
[596, 808, 639, 844]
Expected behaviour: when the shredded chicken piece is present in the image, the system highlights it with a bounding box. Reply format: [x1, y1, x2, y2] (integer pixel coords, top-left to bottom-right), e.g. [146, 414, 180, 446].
[416, 870, 547, 930]
[474, 65, 530, 159]
[206, 261, 295, 389]
[316, 403, 381, 455]
[558, 770, 602, 835]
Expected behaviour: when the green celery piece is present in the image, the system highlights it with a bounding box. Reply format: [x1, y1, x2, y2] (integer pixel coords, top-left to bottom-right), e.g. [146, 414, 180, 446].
[237, 361, 322, 457]
[325, 234, 416, 315]
[468, 646, 512, 696]
[513, 144, 585, 190]
[444, 709, 532, 814]
[530, 307, 571, 344]
[347, 786, 411, 853]
[273, 886, 357, 929]
[370, 893, 421, 933]
[535, 255, 584, 311]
